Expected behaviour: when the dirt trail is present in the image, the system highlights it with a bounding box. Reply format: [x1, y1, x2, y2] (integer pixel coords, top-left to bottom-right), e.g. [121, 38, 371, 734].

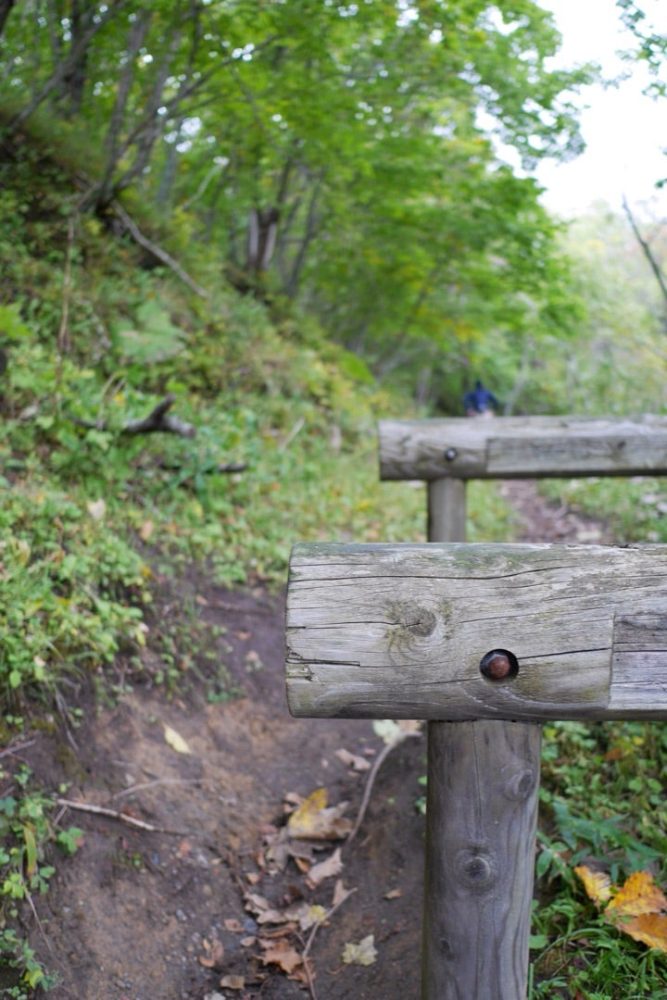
[10, 482, 607, 1000]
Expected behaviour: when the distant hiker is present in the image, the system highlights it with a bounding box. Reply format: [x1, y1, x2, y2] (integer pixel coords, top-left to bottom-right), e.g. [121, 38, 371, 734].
[463, 380, 499, 418]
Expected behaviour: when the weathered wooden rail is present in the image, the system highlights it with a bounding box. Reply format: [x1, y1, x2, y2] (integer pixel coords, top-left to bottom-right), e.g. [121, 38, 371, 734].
[285, 415, 667, 999]
[287, 543, 667, 723]
[379, 414, 667, 480]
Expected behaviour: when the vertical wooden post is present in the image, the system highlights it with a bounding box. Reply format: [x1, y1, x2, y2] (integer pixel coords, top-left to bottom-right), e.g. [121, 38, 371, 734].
[427, 477, 466, 543]
[423, 479, 542, 1000]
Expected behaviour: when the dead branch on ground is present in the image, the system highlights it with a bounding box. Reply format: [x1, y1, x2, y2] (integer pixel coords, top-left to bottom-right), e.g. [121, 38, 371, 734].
[71, 393, 196, 438]
[112, 200, 209, 299]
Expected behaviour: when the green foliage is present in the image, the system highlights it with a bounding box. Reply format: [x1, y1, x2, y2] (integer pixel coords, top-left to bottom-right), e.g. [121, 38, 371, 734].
[0, 481, 148, 701]
[0, 0, 596, 402]
[541, 476, 667, 543]
[0, 766, 82, 993]
[530, 721, 667, 996]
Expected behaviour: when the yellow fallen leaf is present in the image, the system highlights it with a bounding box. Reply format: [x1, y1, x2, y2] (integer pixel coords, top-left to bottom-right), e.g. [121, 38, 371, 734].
[287, 787, 352, 840]
[163, 724, 191, 755]
[606, 871, 667, 919]
[619, 913, 667, 952]
[574, 865, 613, 907]
[288, 787, 327, 828]
[342, 934, 377, 967]
[577, 865, 667, 954]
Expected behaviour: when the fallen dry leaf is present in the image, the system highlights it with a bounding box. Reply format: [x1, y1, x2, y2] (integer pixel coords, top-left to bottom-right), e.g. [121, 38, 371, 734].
[301, 904, 327, 930]
[259, 937, 303, 975]
[576, 866, 667, 953]
[287, 787, 352, 841]
[219, 974, 245, 990]
[197, 936, 224, 969]
[574, 865, 613, 907]
[372, 719, 422, 746]
[307, 847, 343, 889]
[224, 918, 244, 933]
[335, 748, 371, 772]
[342, 934, 377, 967]
[384, 888, 402, 900]
[606, 871, 667, 919]
[163, 723, 191, 755]
[244, 892, 271, 915]
[619, 913, 667, 951]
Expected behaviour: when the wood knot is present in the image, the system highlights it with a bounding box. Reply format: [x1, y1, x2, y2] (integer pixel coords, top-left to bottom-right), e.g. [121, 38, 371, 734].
[503, 767, 538, 803]
[390, 600, 437, 637]
[454, 846, 497, 892]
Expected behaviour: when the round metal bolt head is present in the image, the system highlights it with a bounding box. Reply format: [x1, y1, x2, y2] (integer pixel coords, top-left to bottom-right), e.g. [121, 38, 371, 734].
[479, 648, 519, 682]
[444, 447, 458, 462]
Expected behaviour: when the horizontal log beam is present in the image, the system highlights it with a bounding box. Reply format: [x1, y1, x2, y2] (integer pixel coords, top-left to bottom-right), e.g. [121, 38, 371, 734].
[286, 542, 667, 722]
[378, 415, 667, 480]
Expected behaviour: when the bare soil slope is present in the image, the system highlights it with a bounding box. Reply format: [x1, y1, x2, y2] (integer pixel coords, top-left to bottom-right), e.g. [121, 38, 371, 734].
[9, 482, 608, 999]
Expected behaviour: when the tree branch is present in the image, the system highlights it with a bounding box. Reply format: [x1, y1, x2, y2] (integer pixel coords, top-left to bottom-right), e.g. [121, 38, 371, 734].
[112, 200, 209, 299]
[622, 194, 667, 310]
[71, 394, 196, 438]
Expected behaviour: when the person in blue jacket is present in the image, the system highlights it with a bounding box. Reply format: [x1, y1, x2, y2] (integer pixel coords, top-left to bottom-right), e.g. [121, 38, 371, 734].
[463, 380, 499, 417]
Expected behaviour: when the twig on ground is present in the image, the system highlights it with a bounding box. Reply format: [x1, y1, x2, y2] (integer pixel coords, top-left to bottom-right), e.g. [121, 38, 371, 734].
[301, 887, 358, 1000]
[25, 889, 55, 956]
[112, 777, 205, 800]
[346, 731, 422, 846]
[0, 740, 35, 759]
[112, 200, 210, 299]
[70, 393, 196, 438]
[56, 797, 187, 835]
[159, 459, 247, 475]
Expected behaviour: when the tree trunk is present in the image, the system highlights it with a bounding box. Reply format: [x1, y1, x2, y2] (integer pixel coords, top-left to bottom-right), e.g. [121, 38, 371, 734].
[0, 0, 16, 39]
[8, 0, 127, 132]
[61, 0, 90, 114]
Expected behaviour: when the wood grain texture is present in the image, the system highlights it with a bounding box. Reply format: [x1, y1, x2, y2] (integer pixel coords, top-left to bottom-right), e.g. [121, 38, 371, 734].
[428, 478, 466, 542]
[610, 614, 667, 714]
[378, 415, 667, 481]
[422, 721, 541, 1000]
[423, 478, 539, 1000]
[286, 542, 667, 721]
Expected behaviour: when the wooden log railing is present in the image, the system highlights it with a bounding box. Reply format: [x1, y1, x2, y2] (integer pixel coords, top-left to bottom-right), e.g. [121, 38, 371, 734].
[286, 542, 667, 723]
[286, 414, 667, 999]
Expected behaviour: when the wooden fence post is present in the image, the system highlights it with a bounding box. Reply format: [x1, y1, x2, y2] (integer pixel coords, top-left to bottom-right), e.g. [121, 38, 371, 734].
[287, 414, 667, 998]
[425, 477, 541, 1000]
[286, 542, 667, 992]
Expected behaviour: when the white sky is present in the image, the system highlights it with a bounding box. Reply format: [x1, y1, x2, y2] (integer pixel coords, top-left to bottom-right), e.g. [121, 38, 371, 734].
[534, 0, 667, 218]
